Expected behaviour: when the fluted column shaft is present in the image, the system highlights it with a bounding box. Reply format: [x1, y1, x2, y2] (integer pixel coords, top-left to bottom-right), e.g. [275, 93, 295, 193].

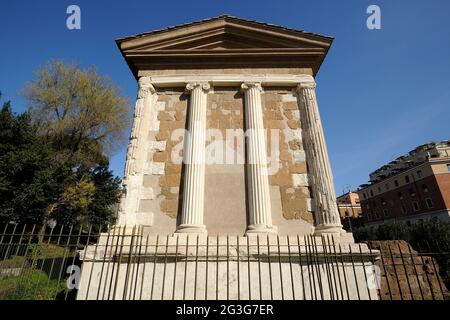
[176, 82, 210, 234]
[118, 77, 156, 226]
[296, 81, 344, 235]
[242, 83, 277, 234]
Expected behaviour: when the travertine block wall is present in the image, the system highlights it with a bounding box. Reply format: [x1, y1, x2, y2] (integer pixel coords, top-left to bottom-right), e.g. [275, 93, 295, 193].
[135, 85, 313, 235]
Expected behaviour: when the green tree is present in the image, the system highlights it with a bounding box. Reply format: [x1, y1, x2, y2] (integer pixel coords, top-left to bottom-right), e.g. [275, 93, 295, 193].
[53, 164, 120, 229]
[0, 97, 70, 224]
[23, 60, 130, 167]
[0, 94, 121, 229]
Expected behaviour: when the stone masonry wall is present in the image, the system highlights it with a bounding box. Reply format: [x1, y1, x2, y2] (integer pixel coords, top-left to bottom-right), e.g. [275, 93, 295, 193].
[137, 86, 313, 235]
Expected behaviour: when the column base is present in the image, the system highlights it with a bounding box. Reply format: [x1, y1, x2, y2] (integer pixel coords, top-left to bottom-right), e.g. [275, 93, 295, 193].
[313, 224, 354, 244]
[245, 224, 278, 235]
[175, 224, 207, 235]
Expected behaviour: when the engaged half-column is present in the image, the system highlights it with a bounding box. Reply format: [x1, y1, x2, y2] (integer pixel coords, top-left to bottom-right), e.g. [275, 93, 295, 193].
[296, 80, 345, 236]
[176, 82, 210, 234]
[242, 82, 277, 235]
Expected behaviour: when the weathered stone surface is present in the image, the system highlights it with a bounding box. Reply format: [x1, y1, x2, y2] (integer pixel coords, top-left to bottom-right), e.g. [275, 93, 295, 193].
[367, 240, 449, 300]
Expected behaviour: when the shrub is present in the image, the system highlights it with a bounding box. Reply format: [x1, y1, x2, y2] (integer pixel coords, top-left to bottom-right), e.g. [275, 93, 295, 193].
[0, 269, 65, 300]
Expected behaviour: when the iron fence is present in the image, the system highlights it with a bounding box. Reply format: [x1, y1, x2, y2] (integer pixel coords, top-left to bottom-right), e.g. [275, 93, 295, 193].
[0, 223, 448, 300]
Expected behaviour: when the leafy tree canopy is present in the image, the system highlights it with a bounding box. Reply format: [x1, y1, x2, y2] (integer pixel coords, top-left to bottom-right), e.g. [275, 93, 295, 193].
[23, 60, 131, 167]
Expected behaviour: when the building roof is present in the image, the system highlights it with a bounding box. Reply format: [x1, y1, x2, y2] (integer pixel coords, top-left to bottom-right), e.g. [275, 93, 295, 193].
[116, 15, 334, 78]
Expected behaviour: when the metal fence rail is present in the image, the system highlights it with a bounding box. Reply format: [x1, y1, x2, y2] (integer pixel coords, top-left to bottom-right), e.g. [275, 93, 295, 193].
[0, 223, 448, 300]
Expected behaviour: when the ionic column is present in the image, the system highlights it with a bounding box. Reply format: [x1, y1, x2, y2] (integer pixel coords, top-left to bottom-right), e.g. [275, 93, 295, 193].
[242, 83, 277, 234]
[296, 80, 345, 235]
[176, 82, 210, 234]
[119, 77, 156, 226]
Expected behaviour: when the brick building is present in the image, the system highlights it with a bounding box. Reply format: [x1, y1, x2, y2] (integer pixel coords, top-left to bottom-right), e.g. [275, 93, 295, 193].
[336, 191, 363, 229]
[357, 141, 450, 226]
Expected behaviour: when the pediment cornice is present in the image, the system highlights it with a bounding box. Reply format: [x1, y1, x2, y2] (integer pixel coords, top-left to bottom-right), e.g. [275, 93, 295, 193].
[116, 15, 333, 78]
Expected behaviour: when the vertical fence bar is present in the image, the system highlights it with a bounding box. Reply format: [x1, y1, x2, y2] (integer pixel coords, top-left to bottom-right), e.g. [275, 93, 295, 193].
[296, 235, 306, 300]
[304, 236, 316, 300]
[247, 235, 251, 300]
[172, 234, 179, 300]
[139, 233, 150, 300]
[310, 236, 324, 299]
[215, 234, 219, 301]
[415, 242, 435, 300]
[320, 236, 335, 300]
[1, 223, 18, 262]
[31, 224, 54, 298]
[226, 235, 229, 300]
[267, 234, 273, 300]
[104, 226, 121, 300]
[194, 234, 199, 300]
[397, 242, 414, 300]
[97, 225, 114, 300]
[257, 235, 262, 300]
[45, 224, 66, 298]
[357, 243, 372, 300]
[64, 226, 83, 300]
[111, 226, 127, 300]
[86, 225, 103, 300]
[150, 234, 159, 300]
[367, 242, 381, 300]
[336, 240, 350, 300]
[160, 235, 169, 300]
[205, 236, 209, 300]
[132, 226, 144, 300]
[377, 241, 392, 300]
[287, 236, 295, 300]
[7, 224, 31, 298]
[123, 226, 136, 300]
[405, 242, 424, 300]
[327, 236, 343, 300]
[387, 242, 403, 300]
[182, 235, 189, 300]
[53, 226, 71, 300]
[276, 235, 284, 300]
[236, 235, 240, 301]
[425, 241, 445, 299]
[348, 244, 361, 300]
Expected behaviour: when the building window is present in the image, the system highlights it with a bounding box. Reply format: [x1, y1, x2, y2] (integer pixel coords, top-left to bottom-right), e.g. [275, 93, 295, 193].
[394, 180, 399, 187]
[412, 201, 420, 211]
[398, 192, 404, 200]
[417, 170, 423, 179]
[401, 204, 407, 214]
[405, 175, 410, 183]
[367, 213, 373, 221]
[385, 183, 390, 190]
[409, 188, 416, 197]
[381, 198, 386, 205]
[363, 193, 367, 199]
[377, 186, 381, 193]
[383, 209, 389, 217]
[370, 190, 374, 197]
[422, 184, 429, 193]
[426, 198, 434, 209]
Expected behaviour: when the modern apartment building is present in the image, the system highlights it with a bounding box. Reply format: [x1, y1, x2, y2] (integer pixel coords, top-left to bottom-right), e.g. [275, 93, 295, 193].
[357, 141, 450, 225]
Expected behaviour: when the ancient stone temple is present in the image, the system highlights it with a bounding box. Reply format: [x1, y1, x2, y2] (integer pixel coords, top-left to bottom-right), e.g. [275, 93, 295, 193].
[116, 15, 350, 240]
[77, 16, 378, 300]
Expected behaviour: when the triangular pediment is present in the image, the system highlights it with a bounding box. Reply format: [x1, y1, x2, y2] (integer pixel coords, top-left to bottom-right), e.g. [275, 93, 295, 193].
[116, 15, 333, 77]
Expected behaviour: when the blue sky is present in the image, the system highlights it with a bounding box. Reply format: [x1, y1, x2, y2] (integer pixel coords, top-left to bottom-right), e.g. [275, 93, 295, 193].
[1, 0, 449, 195]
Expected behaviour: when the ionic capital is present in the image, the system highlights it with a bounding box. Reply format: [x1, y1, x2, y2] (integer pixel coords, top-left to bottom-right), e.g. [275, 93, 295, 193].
[241, 82, 262, 92]
[296, 81, 316, 92]
[186, 82, 210, 92]
[138, 77, 156, 99]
